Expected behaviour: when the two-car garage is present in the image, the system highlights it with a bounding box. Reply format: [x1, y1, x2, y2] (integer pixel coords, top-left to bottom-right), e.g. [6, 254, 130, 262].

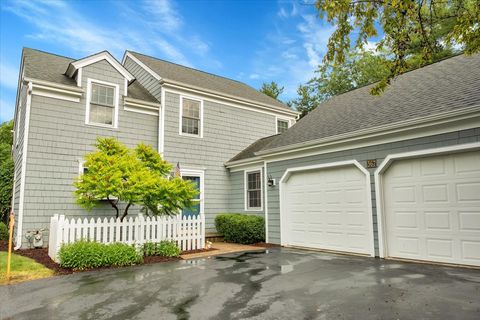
[280, 145, 480, 267]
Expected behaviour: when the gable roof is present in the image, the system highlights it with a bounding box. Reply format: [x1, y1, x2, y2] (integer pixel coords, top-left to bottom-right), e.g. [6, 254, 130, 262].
[21, 48, 158, 103]
[125, 51, 293, 112]
[65, 51, 134, 81]
[228, 134, 279, 162]
[228, 53, 480, 163]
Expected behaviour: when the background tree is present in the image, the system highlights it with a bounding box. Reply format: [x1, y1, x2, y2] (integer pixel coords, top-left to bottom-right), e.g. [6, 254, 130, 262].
[287, 85, 321, 118]
[0, 120, 14, 223]
[259, 81, 284, 100]
[316, 0, 479, 93]
[74, 138, 197, 221]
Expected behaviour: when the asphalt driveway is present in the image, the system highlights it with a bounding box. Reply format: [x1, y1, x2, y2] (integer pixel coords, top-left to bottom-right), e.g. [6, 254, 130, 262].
[1, 247, 479, 320]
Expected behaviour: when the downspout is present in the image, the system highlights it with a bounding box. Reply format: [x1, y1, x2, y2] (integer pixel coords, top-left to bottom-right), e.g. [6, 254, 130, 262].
[159, 86, 165, 155]
[263, 161, 269, 243]
[14, 81, 32, 250]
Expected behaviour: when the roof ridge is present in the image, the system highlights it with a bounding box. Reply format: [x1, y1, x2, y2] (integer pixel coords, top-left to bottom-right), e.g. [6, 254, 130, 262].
[128, 50, 259, 87]
[23, 47, 75, 61]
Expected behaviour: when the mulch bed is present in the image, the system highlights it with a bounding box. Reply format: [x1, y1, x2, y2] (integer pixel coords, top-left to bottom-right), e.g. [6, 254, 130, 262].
[0, 242, 218, 276]
[251, 242, 281, 248]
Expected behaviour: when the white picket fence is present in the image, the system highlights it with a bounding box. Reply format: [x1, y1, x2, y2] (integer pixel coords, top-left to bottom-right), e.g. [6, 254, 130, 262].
[48, 213, 205, 262]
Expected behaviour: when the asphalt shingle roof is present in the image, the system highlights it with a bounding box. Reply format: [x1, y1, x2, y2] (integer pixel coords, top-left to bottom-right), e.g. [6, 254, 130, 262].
[22, 48, 158, 103]
[263, 53, 480, 152]
[228, 135, 279, 162]
[128, 51, 291, 111]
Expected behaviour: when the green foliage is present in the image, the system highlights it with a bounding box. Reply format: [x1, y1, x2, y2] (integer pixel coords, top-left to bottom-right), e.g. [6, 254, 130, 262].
[0, 121, 14, 222]
[0, 222, 8, 240]
[58, 240, 142, 270]
[74, 138, 197, 221]
[142, 241, 181, 257]
[215, 214, 265, 244]
[315, 0, 479, 93]
[259, 81, 284, 100]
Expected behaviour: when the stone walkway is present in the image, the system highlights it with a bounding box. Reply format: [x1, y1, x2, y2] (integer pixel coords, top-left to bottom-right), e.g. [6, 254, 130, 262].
[180, 242, 264, 259]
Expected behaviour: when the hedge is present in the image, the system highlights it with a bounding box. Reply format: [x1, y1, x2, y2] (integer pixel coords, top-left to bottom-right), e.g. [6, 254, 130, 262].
[58, 241, 142, 270]
[215, 214, 265, 244]
[142, 240, 181, 257]
[0, 222, 8, 241]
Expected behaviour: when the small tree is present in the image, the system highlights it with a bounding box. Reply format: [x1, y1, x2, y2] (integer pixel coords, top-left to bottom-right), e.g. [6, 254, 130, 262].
[259, 81, 284, 100]
[74, 138, 197, 221]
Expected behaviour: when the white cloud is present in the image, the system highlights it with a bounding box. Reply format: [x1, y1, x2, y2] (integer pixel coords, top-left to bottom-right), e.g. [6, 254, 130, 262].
[278, 7, 288, 18]
[142, 0, 183, 32]
[249, 74, 260, 79]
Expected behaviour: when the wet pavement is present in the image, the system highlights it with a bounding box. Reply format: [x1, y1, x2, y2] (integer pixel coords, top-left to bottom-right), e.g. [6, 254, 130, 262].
[1, 247, 479, 320]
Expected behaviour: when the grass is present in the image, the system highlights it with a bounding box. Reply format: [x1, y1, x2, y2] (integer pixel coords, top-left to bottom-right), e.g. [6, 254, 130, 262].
[0, 251, 54, 285]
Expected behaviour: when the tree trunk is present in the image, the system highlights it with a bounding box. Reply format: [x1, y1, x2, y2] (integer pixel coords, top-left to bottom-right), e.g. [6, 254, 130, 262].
[107, 197, 119, 219]
[120, 202, 131, 222]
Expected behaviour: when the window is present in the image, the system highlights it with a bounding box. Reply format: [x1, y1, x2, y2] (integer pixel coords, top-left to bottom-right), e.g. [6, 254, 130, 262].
[246, 170, 262, 210]
[86, 79, 118, 127]
[277, 119, 289, 134]
[181, 170, 204, 216]
[181, 97, 202, 136]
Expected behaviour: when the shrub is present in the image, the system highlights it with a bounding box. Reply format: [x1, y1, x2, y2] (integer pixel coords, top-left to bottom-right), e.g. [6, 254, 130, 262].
[215, 214, 265, 244]
[142, 241, 181, 257]
[58, 240, 142, 270]
[0, 222, 8, 240]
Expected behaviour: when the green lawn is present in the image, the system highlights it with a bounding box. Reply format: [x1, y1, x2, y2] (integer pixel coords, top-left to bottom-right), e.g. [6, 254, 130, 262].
[0, 251, 54, 285]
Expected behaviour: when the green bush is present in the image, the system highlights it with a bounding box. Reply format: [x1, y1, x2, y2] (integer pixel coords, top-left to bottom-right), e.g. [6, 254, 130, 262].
[142, 240, 181, 257]
[58, 240, 142, 270]
[215, 214, 265, 244]
[0, 222, 8, 240]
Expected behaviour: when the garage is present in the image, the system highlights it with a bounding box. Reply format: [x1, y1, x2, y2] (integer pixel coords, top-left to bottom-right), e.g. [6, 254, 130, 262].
[380, 149, 480, 266]
[280, 162, 374, 256]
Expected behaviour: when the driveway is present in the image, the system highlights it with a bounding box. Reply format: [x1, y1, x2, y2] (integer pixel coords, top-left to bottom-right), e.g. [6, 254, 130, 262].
[1, 248, 479, 320]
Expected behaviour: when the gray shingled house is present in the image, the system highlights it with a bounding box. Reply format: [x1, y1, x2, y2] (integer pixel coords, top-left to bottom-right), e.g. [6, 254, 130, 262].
[12, 48, 480, 267]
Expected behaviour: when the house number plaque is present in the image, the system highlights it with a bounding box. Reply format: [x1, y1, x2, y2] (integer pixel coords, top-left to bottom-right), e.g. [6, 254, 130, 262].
[366, 159, 377, 168]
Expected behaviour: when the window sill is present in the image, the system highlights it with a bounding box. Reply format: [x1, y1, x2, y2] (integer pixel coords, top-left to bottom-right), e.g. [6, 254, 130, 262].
[179, 132, 203, 138]
[85, 123, 118, 130]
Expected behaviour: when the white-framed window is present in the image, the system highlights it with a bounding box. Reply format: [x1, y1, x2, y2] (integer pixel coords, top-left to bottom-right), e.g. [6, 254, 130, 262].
[180, 169, 204, 216]
[245, 169, 263, 211]
[179, 96, 203, 137]
[276, 117, 290, 134]
[85, 78, 119, 128]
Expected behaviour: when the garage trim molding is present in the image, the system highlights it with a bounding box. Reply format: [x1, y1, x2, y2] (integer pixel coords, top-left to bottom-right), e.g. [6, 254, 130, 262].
[279, 160, 376, 257]
[374, 142, 480, 258]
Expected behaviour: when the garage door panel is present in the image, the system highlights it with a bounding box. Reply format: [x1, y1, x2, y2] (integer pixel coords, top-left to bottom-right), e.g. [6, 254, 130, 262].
[283, 165, 372, 255]
[383, 150, 480, 266]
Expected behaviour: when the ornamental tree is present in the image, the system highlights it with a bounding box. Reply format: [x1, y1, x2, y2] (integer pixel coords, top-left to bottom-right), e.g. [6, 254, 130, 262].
[74, 138, 197, 221]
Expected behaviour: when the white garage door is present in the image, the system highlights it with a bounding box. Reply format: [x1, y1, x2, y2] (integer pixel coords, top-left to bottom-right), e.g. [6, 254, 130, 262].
[383, 150, 480, 266]
[283, 165, 372, 255]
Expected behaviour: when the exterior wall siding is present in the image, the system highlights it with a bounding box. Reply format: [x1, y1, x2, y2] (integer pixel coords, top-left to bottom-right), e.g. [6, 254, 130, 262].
[228, 169, 265, 216]
[123, 57, 162, 99]
[264, 128, 480, 255]
[162, 91, 276, 231]
[20, 60, 158, 247]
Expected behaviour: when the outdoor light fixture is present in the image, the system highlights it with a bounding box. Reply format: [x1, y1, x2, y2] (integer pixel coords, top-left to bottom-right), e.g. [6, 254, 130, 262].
[267, 175, 276, 187]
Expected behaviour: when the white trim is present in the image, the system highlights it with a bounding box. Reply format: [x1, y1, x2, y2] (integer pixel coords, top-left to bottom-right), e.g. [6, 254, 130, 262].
[278, 160, 375, 257]
[67, 51, 134, 81]
[24, 77, 84, 93]
[31, 88, 81, 103]
[122, 51, 162, 81]
[78, 159, 85, 175]
[374, 142, 480, 259]
[258, 106, 480, 157]
[180, 169, 205, 215]
[124, 78, 128, 96]
[244, 168, 264, 212]
[179, 94, 204, 138]
[263, 161, 269, 242]
[164, 85, 298, 118]
[15, 94, 22, 147]
[85, 78, 120, 129]
[228, 160, 265, 172]
[124, 97, 160, 116]
[275, 116, 291, 134]
[76, 68, 82, 87]
[15, 82, 32, 250]
[159, 87, 166, 155]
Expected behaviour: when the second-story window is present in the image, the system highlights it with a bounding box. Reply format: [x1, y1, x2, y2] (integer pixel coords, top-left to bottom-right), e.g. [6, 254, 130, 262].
[87, 80, 118, 128]
[181, 97, 202, 136]
[277, 119, 289, 134]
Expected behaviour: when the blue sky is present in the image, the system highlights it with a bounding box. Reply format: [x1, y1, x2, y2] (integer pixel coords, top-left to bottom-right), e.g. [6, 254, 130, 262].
[0, 0, 350, 122]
